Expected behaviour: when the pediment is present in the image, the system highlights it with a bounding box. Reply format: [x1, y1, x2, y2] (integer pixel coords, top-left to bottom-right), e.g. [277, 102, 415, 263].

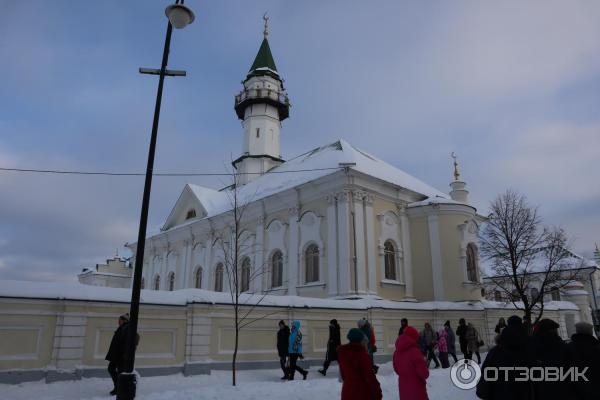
[162, 184, 210, 230]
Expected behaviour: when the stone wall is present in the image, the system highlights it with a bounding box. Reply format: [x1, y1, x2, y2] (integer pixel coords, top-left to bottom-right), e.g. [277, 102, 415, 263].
[0, 293, 584, 384]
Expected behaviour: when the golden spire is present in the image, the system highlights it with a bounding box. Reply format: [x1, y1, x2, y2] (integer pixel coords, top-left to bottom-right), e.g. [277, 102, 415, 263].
[263, 12, 269, 39]
[451, 152, 460, 181]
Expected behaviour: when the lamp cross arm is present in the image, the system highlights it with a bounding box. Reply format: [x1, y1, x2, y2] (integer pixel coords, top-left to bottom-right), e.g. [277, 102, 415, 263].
[139, 67, 187, 77]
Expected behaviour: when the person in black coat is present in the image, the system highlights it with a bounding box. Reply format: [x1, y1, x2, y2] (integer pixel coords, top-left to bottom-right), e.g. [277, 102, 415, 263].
[318, 319, 341, 376]
[566, 322, 600, 400]
[277, 320, 290, 379]
[529, 318, 570, 400]
[105, 314, 130, 396]
[456, 318, 469, 359]
[476, 315, 533, 400]
[398, 318, 408, 336]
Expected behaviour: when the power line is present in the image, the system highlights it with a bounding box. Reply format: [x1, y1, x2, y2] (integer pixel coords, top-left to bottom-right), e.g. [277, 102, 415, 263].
[0, 166, 343, 177]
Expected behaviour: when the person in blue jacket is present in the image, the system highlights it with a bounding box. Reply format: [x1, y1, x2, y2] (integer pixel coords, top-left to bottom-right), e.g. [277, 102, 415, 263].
[287, 320, 308, 380]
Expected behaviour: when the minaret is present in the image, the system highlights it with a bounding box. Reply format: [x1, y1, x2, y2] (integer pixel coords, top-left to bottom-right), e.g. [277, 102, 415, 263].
[449, 152, 470, 203]
[233, 14, 290, 185]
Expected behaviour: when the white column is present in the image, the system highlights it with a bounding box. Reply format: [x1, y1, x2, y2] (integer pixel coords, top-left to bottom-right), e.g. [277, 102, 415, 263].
[427, 213, 445, 300]
[182, 240, 192, 288]
[326, 194, 338, 296]
[254, 216, 265, 293]
[337, 190, 352, 295]
[399, 208, 415, 299]
[365, 194, 377, 295]
[352, 191, 367, 294]
[204, 239, 212, 290]
[287, 207, 299, 295]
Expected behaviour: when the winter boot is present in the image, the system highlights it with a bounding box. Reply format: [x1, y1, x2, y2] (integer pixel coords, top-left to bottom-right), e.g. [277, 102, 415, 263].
[318, 369, 326, 376]
[302, 370, 308, 380]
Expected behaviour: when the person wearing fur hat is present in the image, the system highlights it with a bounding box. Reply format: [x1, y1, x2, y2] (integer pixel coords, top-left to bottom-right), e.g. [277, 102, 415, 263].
[105, 313, 137, 396]
[318, 319, 341, 376]
[393, 326, 429, 400]
[567, 321, 600, 400]
[337, 328, 382, 400]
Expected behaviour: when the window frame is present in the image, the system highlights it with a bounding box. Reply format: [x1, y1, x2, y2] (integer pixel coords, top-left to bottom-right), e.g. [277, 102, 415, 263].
[304, 243, 320, 284]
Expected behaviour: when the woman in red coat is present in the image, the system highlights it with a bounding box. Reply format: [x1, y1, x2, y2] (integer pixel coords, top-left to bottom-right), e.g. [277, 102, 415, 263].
[337, 328, 382, 400]
[393, 326, 430, 400]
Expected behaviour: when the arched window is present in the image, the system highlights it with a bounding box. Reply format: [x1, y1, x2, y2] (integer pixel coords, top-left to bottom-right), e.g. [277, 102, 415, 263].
[141, 278, 145, 290]
[550, 288, 561, 301]
[530, 287, 540, 301]
[214, 263, 224, 292]
[186, 209, 197, 220]
[384, 240, 396, 280]
[511, 289, 520, 301]
[271, 250, 283, 288]
[466, 243, 479, 282]
[195, 267, 203, 289]
[305, 244, 319, 283]
[494, 290, 502, 301]
[154, 275, 160, 290]
[168, 272, 175, 291]
[241, 257, 251, 292]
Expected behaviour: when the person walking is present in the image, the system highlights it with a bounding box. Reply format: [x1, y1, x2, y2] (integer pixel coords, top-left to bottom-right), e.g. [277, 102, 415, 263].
[421, 322, 440, 368]
[287, 320, 308, 380]
[437, 326, 450, 368]
[398, 318, 408, 335]
[277, 320, 290, 379]
[393, 326, 429, 400]
[567, 321, 600, 400]
[444, 320, 458, 363]
[529, 318, 570, 400]
[337, 328, 382, 400]
[105, 313, 131, 396]
[465, 322, 482, 363]
[456, 318, 469, 359]
[319, 319, 341, 376]
[358, 318, 378, 373]
[494, 317, 507, 344]
[476, 315, 533, 400]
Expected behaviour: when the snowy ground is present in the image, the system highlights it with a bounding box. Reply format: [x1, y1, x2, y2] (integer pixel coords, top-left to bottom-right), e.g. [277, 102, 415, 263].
[1, 362, 479, 400]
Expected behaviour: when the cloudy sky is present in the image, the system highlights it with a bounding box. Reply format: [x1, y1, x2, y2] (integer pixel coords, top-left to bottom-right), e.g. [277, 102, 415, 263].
[1, 0, 599, 282]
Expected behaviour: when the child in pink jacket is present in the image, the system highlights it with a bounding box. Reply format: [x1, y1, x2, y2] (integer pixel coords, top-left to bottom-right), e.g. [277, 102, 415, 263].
[393, 326, 430, 400]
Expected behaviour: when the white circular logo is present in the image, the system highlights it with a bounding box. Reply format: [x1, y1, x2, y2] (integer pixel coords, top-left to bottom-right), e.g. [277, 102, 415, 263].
[450, 359, 481, 390]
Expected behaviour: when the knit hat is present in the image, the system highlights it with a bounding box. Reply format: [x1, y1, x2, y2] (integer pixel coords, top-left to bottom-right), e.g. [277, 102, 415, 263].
[575, 321, 594, 336]
[347, 328, 365, 343]
[403, 326, 419, 342]
[507, 315, 522, 327]
[357, 318, 367, 328]
[330, 319, 338, 325]
[119, 313, 130, 322]
[536, 318, 559, 333]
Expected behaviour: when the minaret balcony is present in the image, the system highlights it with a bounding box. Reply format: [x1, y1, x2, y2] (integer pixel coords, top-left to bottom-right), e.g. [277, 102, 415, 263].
[234, 88, 290, 120]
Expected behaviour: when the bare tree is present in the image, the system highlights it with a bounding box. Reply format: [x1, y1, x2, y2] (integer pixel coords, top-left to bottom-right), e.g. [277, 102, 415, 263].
[481, 190, 584, 330]
[211, 173, 283, 386]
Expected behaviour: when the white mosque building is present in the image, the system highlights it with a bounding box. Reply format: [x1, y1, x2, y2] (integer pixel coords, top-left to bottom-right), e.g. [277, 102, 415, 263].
[127, 24, 486, 304]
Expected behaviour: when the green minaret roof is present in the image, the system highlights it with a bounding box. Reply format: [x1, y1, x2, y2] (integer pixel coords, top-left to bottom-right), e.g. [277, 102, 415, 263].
[247, 38, 280, 80]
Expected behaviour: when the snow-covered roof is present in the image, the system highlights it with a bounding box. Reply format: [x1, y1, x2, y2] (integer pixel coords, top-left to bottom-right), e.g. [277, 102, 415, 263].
[0, 280, 579, 311]
[164, 139, 449, 231]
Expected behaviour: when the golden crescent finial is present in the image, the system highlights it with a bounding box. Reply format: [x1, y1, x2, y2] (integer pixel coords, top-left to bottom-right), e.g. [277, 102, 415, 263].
[263, 12, 269, 38]
[451, 152, 460, 181]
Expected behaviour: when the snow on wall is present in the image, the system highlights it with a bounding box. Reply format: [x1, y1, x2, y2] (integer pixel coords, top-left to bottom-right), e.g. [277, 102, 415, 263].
[0, 280, 579, 311]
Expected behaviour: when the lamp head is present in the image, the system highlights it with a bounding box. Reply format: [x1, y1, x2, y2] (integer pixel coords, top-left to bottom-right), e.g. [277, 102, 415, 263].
[165, 3, 195, 29]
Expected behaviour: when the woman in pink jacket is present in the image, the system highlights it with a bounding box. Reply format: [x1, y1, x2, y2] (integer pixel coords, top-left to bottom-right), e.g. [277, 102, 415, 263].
[393, 326, 430, 400]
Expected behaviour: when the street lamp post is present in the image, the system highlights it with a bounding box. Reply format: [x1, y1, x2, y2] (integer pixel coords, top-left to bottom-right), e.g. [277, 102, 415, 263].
[117, 2, 194, 399]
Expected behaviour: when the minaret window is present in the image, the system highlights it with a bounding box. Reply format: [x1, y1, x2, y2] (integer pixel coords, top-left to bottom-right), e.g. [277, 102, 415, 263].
[384, 240, 397, 280]
[154, 275, 160, 290]
[141, 278, 145, 290]
[256, 128, 260, 138]
[305, 244, 320, 283]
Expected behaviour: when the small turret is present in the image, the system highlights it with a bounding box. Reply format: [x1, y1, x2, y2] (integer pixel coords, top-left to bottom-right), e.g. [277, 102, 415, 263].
[449, 152, 469, 203]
